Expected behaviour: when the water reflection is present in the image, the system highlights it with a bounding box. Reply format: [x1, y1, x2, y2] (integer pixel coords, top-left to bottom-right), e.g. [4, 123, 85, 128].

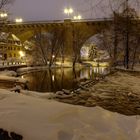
[21, 67, 109, 92]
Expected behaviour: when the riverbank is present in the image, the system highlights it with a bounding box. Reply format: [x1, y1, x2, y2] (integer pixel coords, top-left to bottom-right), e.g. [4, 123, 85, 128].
[0, 70, 27, 86]
[55, 70, 140, 115]
[0, 69, 139, 139]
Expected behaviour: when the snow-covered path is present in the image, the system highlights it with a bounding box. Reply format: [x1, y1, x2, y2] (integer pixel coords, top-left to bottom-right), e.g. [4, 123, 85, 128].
[0, 89, 139, 140]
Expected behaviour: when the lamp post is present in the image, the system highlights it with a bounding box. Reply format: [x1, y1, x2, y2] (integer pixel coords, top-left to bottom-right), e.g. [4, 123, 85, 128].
[0, 12, 7, 18]
[15, 18, 23, 23]
[64, 8, 73, 18]
[0, 11, 8, 22]
[73, 15, 82, 20]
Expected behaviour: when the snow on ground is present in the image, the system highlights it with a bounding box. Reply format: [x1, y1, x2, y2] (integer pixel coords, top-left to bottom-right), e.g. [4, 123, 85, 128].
[0, 89, 140, 140]
[0, 70, 17, 77]
[20, 89, 55, 99]
[55, 70, 140, 116]
[116, 65, 140, 72]
[0, 70, 27, 84]
[103, 71, 140, 93]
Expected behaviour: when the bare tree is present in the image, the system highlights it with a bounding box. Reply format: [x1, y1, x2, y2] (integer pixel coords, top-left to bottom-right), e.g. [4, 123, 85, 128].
[30, 27, 65, 67]
[72, 24, 93, 67]
[98, 0, 140, 69]
[47, 27, 65, 67]
[0, 0, 14, 9]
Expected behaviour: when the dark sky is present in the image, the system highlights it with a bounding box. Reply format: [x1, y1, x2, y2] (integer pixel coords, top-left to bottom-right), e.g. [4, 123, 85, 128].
[8, 0, 139, 22]
[9, 0, 137, 21]
[9, 0, 110, 21]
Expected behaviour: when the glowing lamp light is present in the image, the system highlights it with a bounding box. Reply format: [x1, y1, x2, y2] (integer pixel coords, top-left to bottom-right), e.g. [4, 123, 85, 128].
[77, 15, 82, 19]
[4, 13, 7, 17]
[69, 8, 73, 14]
[74, 16, 77, 20]
[64, 9, 68, 14]
[64, 8, 74, 17]
[19, 51, 25, 57]
[15, 18, 23, 23]
[52, 75, 55, 82]
[52, 55, 55, 58]
[0, 12, 8, 18]
[73, 15, 82, 20]
[0, 13, 4, 18]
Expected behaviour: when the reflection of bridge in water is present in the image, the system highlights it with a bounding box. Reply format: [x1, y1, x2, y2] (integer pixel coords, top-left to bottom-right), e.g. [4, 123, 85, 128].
[2, 18, 112, 61]
[20, 66, 109, 92]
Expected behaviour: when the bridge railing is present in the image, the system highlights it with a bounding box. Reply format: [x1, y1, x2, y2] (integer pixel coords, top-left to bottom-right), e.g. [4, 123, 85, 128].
[5, 17, 140, 26]
[8, 20, 64, 25]
[72, 18, 113, 22]
[0, 60, 26, 67]
[7, 18, 113, 25]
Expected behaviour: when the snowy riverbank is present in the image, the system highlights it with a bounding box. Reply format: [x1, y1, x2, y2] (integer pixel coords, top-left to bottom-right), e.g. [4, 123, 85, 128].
[0, 70, 27, 84]
[0, 89, 140, 140]
[0, 69, 139, 139]
[56, 70, 140, 115]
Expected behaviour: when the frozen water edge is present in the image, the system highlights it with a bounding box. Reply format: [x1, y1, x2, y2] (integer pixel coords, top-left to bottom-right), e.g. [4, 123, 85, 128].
[0, 70, 27, 84]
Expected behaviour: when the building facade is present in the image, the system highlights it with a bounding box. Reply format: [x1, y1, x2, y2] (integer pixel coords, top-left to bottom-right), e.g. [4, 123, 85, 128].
[0, 33, 25, 62]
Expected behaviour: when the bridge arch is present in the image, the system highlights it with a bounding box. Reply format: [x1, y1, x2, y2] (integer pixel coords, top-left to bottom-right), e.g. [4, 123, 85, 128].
[80, 34, 110, 62]
[2, 19, 112, 62]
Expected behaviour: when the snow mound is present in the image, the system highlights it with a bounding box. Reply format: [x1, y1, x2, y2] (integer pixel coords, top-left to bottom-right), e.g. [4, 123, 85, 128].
[0, 70, 17, 77]
[0, 89, 139, 140]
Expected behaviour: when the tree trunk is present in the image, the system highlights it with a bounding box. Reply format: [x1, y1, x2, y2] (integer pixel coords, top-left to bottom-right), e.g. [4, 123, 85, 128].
[131, 44, 138, 70]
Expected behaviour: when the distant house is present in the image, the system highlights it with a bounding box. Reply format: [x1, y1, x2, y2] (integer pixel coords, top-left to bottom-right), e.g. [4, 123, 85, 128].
[0, 33, 25, 61]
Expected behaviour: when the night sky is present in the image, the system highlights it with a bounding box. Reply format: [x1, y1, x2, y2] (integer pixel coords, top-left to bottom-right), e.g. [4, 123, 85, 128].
[8, 0, 111, 21]
[8, 0, 139, 22]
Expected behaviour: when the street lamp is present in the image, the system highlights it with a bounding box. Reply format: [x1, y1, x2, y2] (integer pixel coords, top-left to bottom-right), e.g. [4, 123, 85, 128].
[0, 12, 8, 18]
[0, 11, 8, 24]
[15, 18, 23, 23]
[0, 11, 8, 22]
[19, 51, 25, 58]
[64, 8, 73, 17]
[73, 15, 82, 20]
[52, 55, 55, 58]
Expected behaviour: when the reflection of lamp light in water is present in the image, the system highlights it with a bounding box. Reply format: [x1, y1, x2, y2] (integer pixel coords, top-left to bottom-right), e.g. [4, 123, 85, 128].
[52, 75, 55, 82]
[52, 55, 55, 58]
[101, 67, 104, 74]
[93, 67, 97, 73]
[21, 76, 24, 79]
[96, 67, 99, 73]
[80, 70, 89, 79]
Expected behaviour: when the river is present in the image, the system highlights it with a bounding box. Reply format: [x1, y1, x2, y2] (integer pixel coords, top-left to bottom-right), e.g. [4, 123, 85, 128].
[20, 66, 109, 92]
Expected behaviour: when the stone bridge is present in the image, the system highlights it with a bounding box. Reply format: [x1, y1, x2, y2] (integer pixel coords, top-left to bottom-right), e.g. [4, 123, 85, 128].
[1, 18, 112, 61]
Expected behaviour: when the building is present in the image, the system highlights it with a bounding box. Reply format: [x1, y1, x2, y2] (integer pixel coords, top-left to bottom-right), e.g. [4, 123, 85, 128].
[0, 33, 25, 62]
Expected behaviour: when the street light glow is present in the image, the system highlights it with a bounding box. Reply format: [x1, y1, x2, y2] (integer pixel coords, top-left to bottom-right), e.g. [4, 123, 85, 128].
[64, 8, 74, 17]
[15, 18, 23, 23]
[19, 51, 25, 57]
[73, 15, 82, 20]
[69, 8, 73, 14]
[0, 12, 8, 18]
[64, 8, 68, 14]
[78, 15, 82, 19]
[4, 13, 8, 17]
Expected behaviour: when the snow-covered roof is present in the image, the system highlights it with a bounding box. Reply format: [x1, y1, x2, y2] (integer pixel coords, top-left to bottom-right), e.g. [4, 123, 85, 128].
[8, 34, 20, 41]
[11, 34, 20, 41]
